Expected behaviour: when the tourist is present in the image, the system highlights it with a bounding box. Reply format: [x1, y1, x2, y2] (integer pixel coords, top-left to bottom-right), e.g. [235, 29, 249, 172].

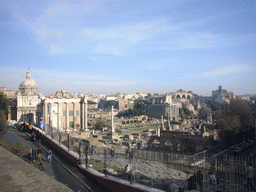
[37, 147, 42, 161]
[37, 132, 42, 142]
[32, 147, 36, 162]
[111, 147, 115, 157]
[47, 149, 52, 163]
[246, 162, 254, 190]
[28, 148, 32, 162]
[28, 123, 33, 133]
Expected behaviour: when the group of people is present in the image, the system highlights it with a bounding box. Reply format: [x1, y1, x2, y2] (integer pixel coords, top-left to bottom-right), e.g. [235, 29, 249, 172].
[30, 131, 42, 142]
[28, 147, 52, 163]
[28, 147, 42, 162]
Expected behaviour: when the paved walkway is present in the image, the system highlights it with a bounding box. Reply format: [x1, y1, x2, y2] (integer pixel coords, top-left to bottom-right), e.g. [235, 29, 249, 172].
[4, 128, 108, 192]
[0, 146, 73, 192]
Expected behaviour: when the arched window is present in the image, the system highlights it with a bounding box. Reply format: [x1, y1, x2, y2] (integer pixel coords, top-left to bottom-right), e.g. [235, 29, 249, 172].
[164, 141, 173, 152]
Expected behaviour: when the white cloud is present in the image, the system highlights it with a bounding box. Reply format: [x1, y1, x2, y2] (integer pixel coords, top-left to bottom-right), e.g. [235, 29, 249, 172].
[0, 66, 138, 94]
[200, 65, 253, 77]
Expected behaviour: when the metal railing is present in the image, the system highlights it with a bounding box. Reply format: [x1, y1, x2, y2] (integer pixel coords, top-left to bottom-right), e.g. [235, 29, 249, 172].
[42, 126, 256, 191]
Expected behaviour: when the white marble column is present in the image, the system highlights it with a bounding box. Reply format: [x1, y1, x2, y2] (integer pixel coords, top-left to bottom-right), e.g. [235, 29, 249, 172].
[81, 102, 84, 130]
[66, 102, 69, 130]
[57, 102, 61, 132]
[43, 102, 48, 132]
[33, 111, 36, 125]
[49, 103, 53, 126]
[85, 101, 88, 131]
[73, 102, 76, 130]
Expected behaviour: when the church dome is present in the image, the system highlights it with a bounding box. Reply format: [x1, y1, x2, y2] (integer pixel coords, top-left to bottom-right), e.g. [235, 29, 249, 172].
[19, 69, 38, 95]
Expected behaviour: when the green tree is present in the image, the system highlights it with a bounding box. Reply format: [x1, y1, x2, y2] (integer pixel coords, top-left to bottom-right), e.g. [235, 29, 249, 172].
[183, 107, 192, 116]
[228, 99, 253, 128]
[95, 120, 110, 130]
[105, 100, 117, 108]
[199, 107, 212, 119]
[117, 102, 148, 118]
[0, 92, 10, 118]
[87, 100, 97, 104]
[205, 100, 220, 112]
[0, 110, 8, 140]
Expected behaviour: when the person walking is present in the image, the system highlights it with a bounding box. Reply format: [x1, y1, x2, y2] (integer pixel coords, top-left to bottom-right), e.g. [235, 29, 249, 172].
[47, 149, 52, 163]
[37, 147, 42, 161]
[28, 148, 32, 162]
[246, 162, 254, 190]
[32, 147, 37, 162]
[28, 123, 33, 133]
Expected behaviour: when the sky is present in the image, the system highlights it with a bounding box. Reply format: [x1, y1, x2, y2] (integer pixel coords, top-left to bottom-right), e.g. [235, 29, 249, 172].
[0, 0, 256, 96]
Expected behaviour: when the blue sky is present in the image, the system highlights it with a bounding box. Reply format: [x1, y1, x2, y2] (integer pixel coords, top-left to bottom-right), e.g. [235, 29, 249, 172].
[0, 0, 256, 96]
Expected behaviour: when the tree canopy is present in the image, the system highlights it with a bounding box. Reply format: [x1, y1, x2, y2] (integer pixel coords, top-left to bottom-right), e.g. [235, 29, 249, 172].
[198, 107, 212, 119]
[0, 110, 8, 140]
[95, 120, 110, 130]
[105, 100, 117, 108]
[87, 100, 97, 104]
[217, 99, 255, 148]
[205, 100, 220, 112]
[117, 102, 148, 118]
[0, 92, 10, 118]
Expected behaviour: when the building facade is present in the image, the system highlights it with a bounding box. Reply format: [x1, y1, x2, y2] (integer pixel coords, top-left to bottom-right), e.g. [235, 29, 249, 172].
[6, 69, 89, 133]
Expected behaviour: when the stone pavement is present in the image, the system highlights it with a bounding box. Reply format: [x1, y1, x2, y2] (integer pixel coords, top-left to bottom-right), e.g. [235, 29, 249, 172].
[0, 146, 73, 192]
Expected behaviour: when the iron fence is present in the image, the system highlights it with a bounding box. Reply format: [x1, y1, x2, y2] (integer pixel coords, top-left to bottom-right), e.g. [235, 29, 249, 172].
[42, 128, 256, 191]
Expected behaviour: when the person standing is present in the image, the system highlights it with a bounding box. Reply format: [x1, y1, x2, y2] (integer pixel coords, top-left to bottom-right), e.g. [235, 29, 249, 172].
[32, 147, 37, 162]
[246, 162, 254, 190]
[28, 123, 33, 133]
[47, 149, 52, 163]
[28, 148, 32, 162]
[37, 147, 42, 161]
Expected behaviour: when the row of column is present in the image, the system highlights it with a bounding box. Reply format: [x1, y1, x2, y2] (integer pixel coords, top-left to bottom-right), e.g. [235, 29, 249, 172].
[43, 101, 88, 132]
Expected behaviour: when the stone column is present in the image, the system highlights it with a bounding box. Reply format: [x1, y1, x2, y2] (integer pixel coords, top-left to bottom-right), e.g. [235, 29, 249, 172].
[81, 102, 84, 130]
[57, 102, 61, 132]
[49, 103, 53, 126]
[85, 100, 88, 131]
[33, 111, 36, 125]
[66, 102, 69, 131]
[73, 102, 76, 130]
[43, 102, 48, 132]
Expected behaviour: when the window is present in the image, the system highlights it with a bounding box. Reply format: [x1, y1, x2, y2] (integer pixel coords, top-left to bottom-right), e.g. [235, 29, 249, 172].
[69, 111, 74, 116]
[69, 121, 74, 128]
[76, 110, 79, 116]
[63, 111, 66, 116]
